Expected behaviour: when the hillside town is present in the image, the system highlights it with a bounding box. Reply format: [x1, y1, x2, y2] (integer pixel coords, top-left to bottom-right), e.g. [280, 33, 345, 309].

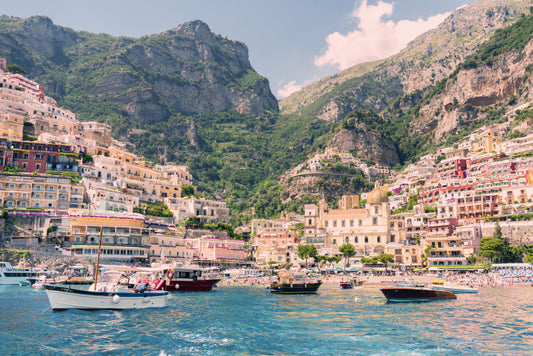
[0, 61, 532, 271]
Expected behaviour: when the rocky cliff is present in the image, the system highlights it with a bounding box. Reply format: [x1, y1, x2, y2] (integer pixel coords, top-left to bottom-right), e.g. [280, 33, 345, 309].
[0, 17, 278, 123]
[328, 127, 399, 166]
[412, 14, 533, 139]
[279, 0, 533, 124]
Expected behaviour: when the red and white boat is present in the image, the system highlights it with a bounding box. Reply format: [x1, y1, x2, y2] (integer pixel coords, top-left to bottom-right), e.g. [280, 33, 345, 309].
[159, 264, 221, 292]
[127, 264, 221, 292]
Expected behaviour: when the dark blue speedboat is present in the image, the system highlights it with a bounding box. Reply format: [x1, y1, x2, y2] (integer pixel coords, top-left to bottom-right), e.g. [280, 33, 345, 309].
[380, 287, 457, 302]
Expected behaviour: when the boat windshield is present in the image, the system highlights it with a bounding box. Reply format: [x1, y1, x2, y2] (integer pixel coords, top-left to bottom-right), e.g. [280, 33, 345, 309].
[97, 270, 123, 284]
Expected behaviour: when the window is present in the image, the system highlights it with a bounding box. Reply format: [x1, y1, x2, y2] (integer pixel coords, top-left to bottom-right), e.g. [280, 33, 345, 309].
[364, 236, 368, 243]
[345, 236, 349, 243]
[374, 206, 378, 214]
[355, 237, 358, 243]
[373, 217, 377, 225]
[377, 236, 381, 243]
[359, 220, 362, 226]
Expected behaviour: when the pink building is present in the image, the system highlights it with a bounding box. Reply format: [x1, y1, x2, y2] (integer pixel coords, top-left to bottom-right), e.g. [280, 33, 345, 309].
[189, 236, 247, 262]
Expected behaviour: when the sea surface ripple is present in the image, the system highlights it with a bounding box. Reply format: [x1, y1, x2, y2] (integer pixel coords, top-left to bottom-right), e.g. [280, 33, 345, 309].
[1, 285, 532, 355]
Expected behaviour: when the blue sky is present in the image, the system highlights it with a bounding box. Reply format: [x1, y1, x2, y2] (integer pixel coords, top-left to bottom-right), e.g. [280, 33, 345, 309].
[0, 0, 475, 98]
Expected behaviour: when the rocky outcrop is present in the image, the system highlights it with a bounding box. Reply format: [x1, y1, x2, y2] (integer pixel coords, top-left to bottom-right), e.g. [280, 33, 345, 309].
[0, 17, 278, 123]
[413, 36, 533, 139]
[280, 0, 533, 121]
[328, 128, 400, 166]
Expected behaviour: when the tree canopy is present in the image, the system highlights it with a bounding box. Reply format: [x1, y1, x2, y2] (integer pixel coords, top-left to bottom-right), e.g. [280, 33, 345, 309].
[5, 63, 25, 74]
[479, 223, 525, 263]
[339, 243, 356, 267]
[361, 253, 394, 264]
[297, 243, 317, 269]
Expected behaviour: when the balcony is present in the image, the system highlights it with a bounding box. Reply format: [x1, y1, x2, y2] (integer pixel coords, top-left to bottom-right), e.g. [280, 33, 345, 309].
[427, 256, 467, 263]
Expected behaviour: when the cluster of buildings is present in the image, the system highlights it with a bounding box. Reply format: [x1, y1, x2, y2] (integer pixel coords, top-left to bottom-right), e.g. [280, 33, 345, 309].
[251, 120, 533, 269]
[0, 61, 237, 264]
[1, 60, 532, 270]
[281, 147, 390, 183]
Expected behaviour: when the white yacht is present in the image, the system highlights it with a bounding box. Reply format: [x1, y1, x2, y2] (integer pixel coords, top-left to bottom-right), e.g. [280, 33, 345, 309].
[0, 261, 40, 285]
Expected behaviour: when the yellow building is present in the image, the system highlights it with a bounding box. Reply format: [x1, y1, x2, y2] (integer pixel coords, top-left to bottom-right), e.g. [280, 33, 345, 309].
[0, 173, 82, 210]
[473, 129, 501, 154]
[0, 112, 24, 141]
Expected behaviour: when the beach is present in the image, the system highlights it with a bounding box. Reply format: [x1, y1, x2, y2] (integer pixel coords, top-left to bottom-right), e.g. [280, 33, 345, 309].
[217, 272, 533, 288]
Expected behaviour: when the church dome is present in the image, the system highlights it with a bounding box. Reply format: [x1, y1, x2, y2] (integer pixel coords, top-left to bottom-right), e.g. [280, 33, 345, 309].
[367, 181, 389, 204]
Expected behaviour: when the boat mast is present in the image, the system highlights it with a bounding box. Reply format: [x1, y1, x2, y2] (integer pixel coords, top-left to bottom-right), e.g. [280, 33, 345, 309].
[93, 229, 103, 290]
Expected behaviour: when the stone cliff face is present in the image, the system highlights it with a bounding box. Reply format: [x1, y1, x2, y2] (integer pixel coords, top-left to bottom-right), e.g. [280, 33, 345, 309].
[328, 127, 400, 166]
[0, 17, 278, 123]
[279, 0, 533, 123]
[413, 36, 533, 139]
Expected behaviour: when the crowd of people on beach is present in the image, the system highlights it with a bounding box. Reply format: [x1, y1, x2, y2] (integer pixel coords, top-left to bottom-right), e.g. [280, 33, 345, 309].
[217, 270, 533, 288]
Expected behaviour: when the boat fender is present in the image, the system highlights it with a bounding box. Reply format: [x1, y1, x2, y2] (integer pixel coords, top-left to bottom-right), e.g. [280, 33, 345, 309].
[175, 283, 179, 290]
[153, 279, 165, 290]
[166, 270, 175, 279]
[112, 294, 120, 304]
[143, 297, 150, 303]
[165, 293, 172, 300]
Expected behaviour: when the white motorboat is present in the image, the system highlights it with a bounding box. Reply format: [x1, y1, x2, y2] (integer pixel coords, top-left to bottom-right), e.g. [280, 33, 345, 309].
[43, 269, 171, 310]
[431, 283, 478, 294]
[43, 283, 171, 310]
[43, 231, 170, 310]
[0, 261, 40, 285]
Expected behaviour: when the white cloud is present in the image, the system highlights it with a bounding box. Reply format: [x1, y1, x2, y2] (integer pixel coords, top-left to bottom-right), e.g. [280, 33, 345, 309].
[314, 0, 450, 70]
[277, 80, 305, 98]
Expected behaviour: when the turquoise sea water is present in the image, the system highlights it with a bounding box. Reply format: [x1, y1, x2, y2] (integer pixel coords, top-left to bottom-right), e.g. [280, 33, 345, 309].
[1, 284, 532, 355]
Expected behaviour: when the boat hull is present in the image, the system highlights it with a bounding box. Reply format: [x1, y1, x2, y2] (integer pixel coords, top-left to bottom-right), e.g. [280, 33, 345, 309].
[43, 285, 169, 310]
[380, 287, 457, 302]
[0, 273, 41, 285]
[165, 278, 220, 292]
[340, 283, 353, 289]
[270, 282, 322, 294]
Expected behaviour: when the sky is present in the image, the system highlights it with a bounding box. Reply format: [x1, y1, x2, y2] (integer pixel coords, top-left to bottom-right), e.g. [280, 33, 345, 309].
[0, 0, 476, 98]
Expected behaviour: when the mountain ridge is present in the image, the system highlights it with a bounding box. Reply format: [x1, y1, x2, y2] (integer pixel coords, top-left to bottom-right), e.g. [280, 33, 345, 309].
[279, 0, 533, 123]
[0, 16, 278, 123]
